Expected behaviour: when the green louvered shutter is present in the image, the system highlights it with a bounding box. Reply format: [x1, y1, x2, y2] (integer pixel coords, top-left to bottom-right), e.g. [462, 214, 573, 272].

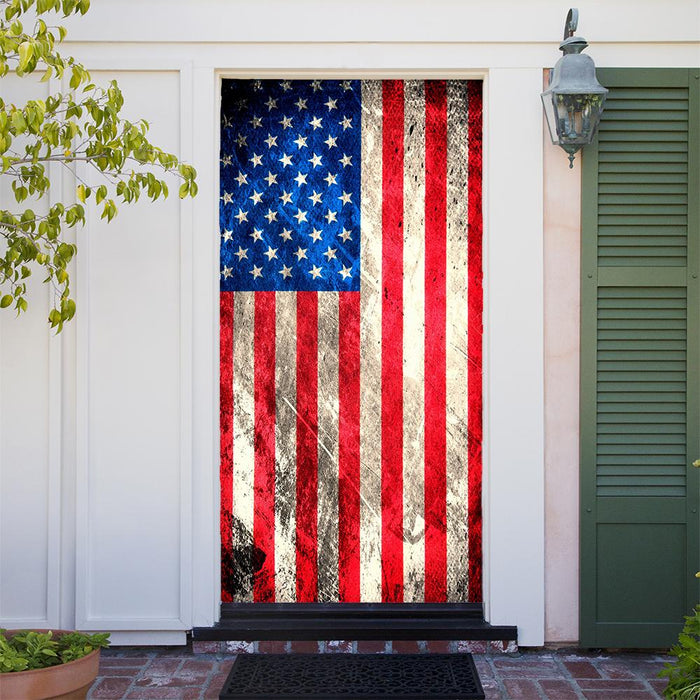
[580, 68, 700, 648]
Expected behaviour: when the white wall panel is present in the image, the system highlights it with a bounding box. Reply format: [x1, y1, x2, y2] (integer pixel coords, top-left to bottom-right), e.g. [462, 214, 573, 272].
[75, 70, 191, 630]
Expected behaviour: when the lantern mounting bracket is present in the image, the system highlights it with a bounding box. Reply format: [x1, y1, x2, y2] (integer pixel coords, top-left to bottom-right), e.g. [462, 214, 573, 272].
[564, 8, 579, 41]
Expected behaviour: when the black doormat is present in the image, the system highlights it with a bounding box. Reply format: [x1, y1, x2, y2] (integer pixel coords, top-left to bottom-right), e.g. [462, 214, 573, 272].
[219, 653, 485, 699]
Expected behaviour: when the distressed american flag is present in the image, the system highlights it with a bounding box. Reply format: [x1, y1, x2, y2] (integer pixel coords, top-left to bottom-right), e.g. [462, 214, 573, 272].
[220, 79, 483, 604]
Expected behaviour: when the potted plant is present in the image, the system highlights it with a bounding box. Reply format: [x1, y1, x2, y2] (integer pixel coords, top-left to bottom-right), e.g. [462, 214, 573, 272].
[0, 629, 110, 699]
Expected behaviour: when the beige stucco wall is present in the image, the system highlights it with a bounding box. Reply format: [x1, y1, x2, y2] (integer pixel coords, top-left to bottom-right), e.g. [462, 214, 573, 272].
[543, 75, 582, 643]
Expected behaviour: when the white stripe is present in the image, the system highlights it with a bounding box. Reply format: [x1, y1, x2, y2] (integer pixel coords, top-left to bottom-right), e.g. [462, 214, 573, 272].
[402, 80, 426, 603]
[232, 291, 256, 602]
[359, 80, 383, 602]
[275, 291, 297, 602]
[445, 81, 471, 601]
[317, 292, 340, 601]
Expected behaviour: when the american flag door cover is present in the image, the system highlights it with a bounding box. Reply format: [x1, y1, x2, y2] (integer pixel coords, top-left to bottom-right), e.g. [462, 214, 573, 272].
[219, 79, 483, 604]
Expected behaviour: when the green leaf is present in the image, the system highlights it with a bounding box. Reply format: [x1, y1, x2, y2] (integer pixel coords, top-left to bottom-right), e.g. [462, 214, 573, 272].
[18, 41, 34, 71]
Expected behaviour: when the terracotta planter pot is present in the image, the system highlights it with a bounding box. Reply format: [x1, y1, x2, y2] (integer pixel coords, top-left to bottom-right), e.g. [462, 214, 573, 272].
[0, 630, 101, 700]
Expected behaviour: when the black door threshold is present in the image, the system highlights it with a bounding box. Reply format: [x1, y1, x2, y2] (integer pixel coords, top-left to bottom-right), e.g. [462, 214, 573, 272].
[193, 603, 517, 642]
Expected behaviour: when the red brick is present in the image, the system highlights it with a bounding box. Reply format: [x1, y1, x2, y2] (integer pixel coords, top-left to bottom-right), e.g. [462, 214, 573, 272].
[225, 640, 256, 653]
[473, 656, 495, 679]
[204, 672, 230, 699]
[258, 640, 288, 653]
[180, 659, 215, 674]
[356, 640, 389, 653]
[577, 679, 646, 690]
[290, 640, 321, 653]
[91, 677, 134, 698]
[218, 659, 235, 675]
[391, 640, 421, 654]
[540, 679, 580, 699]
[581, 692, 657, 700]
[325, 640, 353, 653]
[648, 678, 668, 697]
[426, 640, 452, 653]
[455, 640, 488, 654]
[126, 689, 187, 699]
[503, 678, 540, 698]
[492, 657, 560, 678]
[192, 641, 221, 654]
[564, 660, 602, 678]
[143, 659, 181, 675]
[598, 661, 639, 680]
[99, 656, 151, 668]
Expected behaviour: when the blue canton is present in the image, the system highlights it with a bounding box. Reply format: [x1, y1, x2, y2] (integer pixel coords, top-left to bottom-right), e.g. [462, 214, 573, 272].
[220, 79, 361, 292]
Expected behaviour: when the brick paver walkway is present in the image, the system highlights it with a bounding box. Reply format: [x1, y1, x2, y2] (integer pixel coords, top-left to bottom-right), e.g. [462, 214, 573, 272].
[88, 645, 672, 699]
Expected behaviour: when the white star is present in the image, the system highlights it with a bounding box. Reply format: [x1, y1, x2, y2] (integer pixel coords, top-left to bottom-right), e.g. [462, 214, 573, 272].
[250, 228, 263, 242]
[324, 135, 338, 149]
[221, 154, 232, 166]
[234, 208, 248, 223]
[293, 208, 308, 224]
[324, 98, 338, 111]
[249, 115, 262, 129]
[311, 80, 323, 92]
[309, 115, 323, 130]
[338, 265, 353, 280]
[324, 209, 338, 224]
[293, 134, 308, 150]
[221, 191, 233, 204]
[265, 97, 278, 111]
[250, 265, 263, 279]
[236, 133, 247, 147]
[235, 172, 248, 186]
[264, 171, 278, 187]
[309, 227, 323, 242]
[222, 115, 233, 128]
[264, 134, 278, 149]
[235, 246, 248, 261]
[308, 190, 323, 206]
[253, 80, 263, 91]
[339, 153, 353, 168]
[294, 247, 308, 261]
[341, 80, 353, 91]
[222, 265, 233, 279]
[249, 190, 263, 205]
[324, 172, 338, 186]
[338, 227, 353, 242]
[264, 246, 278, 261]
[339, 116, 353, 130]
[323, 246, 337, 260]
[249, 153, 263, 167]
[295, 98, 308, 111]
[279, 190, 293, 205]
[279, 115, 293, 129]
[264, 208, 278, 223]
[279, 228, 293, 242]
[280, 80, 292, 92]
[294, 171, 308, 187]
[275, 154, 291, 169]
[308, 153, 323, 168]
[308, 265, 323, 279]
[279, 264, 293, 278]
[338, 191, 353, 206]
[221, 229, 233, 242]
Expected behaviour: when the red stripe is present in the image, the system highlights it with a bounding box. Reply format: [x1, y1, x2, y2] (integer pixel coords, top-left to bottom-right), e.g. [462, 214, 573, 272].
[296, 291, 319, 601]
[467, 80, 484, 603]
[424, 80, 448, 602]
[381, 80, 404, 603]
[254, 292, 276, 602]
[220, 292, 234, 603]
[338, 291, 361, 602]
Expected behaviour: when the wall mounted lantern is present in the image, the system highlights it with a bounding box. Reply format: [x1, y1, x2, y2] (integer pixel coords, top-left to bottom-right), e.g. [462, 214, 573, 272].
[541, 8, 608, 168]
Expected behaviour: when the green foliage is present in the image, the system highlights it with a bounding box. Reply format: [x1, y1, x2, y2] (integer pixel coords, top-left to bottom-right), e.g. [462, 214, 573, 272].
[0, 629, 110, 673]
[660, 605, 700, 699]
[0, 0, 197, 330]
